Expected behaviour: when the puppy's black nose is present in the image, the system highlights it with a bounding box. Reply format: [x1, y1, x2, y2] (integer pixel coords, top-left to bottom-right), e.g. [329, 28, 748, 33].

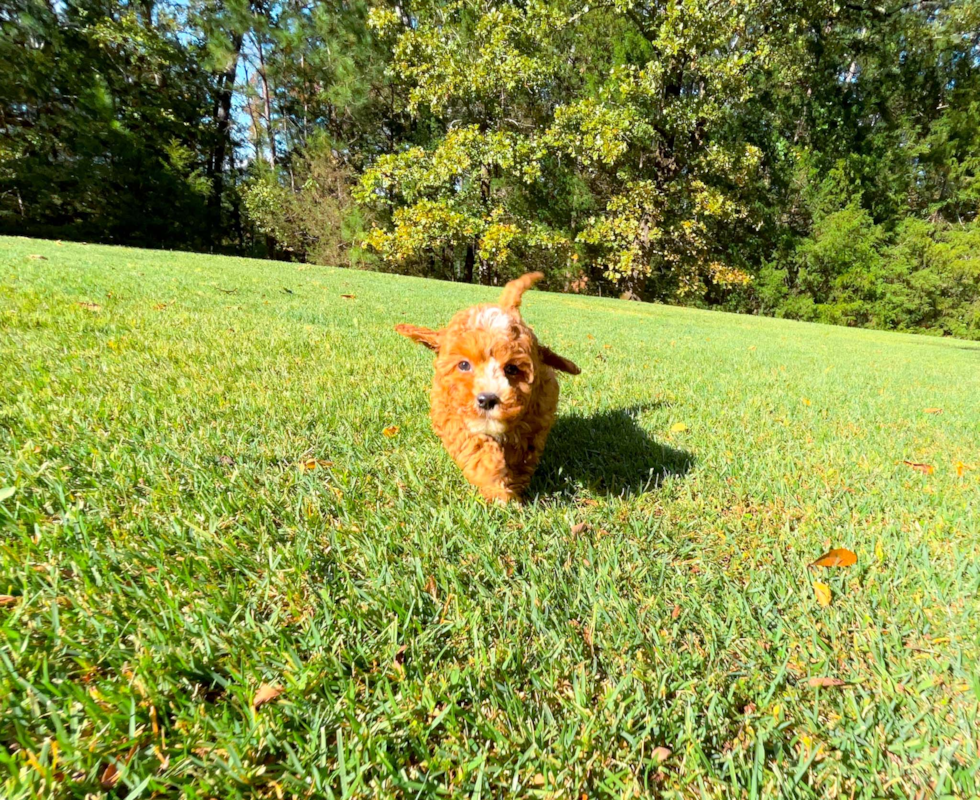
[477, 392, 500, 410]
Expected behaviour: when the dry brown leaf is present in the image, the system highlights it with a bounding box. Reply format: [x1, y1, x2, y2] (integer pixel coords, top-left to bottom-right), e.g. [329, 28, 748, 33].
[579, 498, 599, 507]
[252, 683, 284, 709]
[810, 548, 857, 568]
[813, 581, 832, 607]
[0, 595, 18, 607]
[78, 301, 102, 312]
[651, 746, 672, 763]
[424, 575, 438, 601]
[340, 293, 356, 299]
[382, 425, 399, 438]
[28, 254, 47, 260]
[903, 460, 934, 475]
[570, 522, 589, 535]
[100, 762, 120, 789]
[923, 407, 943, 414]
[807, 677, 845, 688]
[671, 604, 681, 620]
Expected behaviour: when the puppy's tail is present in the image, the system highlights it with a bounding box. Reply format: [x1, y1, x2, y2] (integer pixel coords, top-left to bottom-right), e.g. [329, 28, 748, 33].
[498, 272, 544, 311]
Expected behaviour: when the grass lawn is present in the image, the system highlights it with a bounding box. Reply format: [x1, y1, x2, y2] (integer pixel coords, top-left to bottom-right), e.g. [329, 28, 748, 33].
[1, 236, 979, 799]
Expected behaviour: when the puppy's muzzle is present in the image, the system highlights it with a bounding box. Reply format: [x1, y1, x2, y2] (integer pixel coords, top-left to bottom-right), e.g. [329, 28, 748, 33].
[476, 392, 500, 411]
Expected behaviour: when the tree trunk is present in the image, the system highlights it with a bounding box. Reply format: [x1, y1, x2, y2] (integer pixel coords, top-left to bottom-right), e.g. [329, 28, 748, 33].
[208, 32, 244, 248]
[463, 243, 475, 283]
[256, 36, 277, 167]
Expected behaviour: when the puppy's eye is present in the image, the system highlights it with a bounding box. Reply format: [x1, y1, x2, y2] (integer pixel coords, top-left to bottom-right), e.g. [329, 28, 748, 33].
[503, 364, 520, 378]
[457, 360, 472, 372]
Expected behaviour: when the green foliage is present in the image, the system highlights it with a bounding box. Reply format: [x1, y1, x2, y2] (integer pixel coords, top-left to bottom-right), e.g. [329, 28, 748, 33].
[2, 0, 980, 337]
[4, 237, 980, 797]
[244, 138, 373, 267]
[0, 0, 216, 247]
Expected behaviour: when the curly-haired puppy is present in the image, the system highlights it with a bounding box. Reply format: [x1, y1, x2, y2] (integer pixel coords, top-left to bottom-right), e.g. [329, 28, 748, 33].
[396, 272, 580, 503]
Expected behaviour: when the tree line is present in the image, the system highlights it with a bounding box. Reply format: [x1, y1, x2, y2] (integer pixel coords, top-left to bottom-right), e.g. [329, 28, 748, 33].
[2, 1, 979, 338]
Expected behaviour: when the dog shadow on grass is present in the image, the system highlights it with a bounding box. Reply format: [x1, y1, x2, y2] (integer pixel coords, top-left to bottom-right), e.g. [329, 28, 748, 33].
[531, 405, 694, 500]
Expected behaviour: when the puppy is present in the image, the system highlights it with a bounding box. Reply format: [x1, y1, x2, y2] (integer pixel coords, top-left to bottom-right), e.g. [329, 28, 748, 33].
[396, 272, 580, 503]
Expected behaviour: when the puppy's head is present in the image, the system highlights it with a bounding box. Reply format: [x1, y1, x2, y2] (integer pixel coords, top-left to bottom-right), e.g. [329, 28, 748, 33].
[396, 272, 580, 436]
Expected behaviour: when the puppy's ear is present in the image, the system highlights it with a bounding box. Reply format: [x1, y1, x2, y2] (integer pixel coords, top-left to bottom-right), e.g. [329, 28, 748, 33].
[540, 345, 580, 375]
[395, 323, 441, 351]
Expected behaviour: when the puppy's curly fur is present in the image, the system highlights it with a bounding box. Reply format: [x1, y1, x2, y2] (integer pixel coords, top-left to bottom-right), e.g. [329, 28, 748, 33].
[396, 272, 580, 503]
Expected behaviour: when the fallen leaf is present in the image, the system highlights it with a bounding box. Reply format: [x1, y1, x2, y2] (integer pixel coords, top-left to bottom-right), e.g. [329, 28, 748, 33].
[802, 398, 812, 406]
[670, 422, 688, 433]
[340, 293, 356, 299]
[217, 455, 235, 467]
[671, 604, 681, 619]
[811, 548, 857, 568]
[252, 683, 284, 709]
[903, 460, 934, 475]
[923, 407, 943, 414]
[570, 522, 589, 535]
[0, 595, 18, 607]
[382, 425, 399, 438]
[531, 773, 546, 787]
[813, 581, 832, 607]
[956, 461, 973, 477]
[651, 746, 671, 763]
[424, 575, 438, 600]
[0, 486, 15, 502]
[78, 301, 102, 312]
[100, 762, 120, 789]
[28, 254, 47, 260]
[153, 302, 169, 311]
[299, 458, 332, 471]
[807, 677, 845, 688]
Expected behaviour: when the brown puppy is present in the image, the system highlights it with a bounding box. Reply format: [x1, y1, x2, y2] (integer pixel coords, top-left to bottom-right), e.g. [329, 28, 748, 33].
[396, 272, 580, 502]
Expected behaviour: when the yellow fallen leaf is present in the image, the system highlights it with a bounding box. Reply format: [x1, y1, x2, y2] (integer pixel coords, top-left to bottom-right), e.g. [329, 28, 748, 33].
[923, 407, 943, 414]
[956, 461, 973, 477]
[252, 683, 284, 709]
[813, 581, 832, 607]
[802, 398, 811, 406]
[670, 422, 687, 433]
[382, 425, 399, 438]
[807, 677, 845, 688]
[811, 548, 857, 568]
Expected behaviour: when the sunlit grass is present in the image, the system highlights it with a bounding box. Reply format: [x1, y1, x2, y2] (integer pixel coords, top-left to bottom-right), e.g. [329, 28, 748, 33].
[2, 236, 979, 798]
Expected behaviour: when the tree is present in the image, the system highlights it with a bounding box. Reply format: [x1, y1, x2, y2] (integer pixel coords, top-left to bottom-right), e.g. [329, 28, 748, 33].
[355, 1, 775, 297]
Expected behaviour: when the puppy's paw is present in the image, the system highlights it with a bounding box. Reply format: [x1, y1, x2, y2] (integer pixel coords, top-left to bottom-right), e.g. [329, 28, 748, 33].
[480, 485, 522, 505]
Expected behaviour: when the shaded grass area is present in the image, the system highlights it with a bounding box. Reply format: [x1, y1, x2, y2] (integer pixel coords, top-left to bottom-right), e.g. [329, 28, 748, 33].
[1, 236, 979, 798]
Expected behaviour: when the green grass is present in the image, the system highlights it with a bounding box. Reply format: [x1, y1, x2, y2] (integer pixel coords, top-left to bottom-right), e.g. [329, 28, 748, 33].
[1, 236, 979, 799]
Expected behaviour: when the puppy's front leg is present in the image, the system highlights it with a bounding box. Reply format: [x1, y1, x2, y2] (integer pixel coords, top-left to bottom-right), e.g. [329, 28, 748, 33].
[457, 436, 521, 504]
